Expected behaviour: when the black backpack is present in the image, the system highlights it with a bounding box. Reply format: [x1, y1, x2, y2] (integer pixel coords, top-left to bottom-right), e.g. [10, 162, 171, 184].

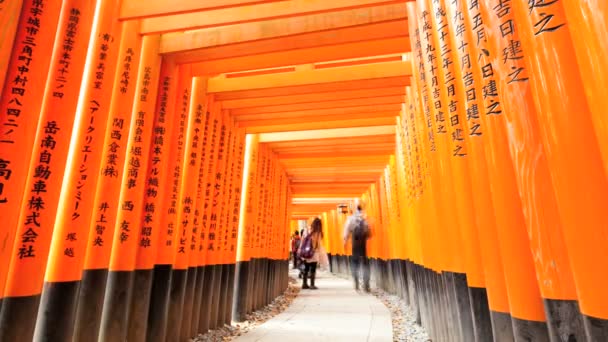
[298, 234, 314, 259]
[352, 217, 369, 256]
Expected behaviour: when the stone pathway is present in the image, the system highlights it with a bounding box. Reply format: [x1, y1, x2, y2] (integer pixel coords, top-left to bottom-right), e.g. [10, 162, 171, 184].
[233, 270, 393, 342]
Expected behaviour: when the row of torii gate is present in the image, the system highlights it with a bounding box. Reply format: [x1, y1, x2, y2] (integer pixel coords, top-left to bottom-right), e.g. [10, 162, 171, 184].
[0, 0, 608, 342]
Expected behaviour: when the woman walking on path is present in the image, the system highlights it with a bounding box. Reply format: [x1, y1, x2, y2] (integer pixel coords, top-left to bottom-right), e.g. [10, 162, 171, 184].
[300, 218, 324, 290]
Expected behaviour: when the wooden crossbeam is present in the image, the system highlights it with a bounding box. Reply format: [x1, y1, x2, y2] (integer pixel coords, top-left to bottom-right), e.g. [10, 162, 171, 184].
[259, 126, 395, 142]
[160, 5, 407, 52]
[120, 0, 286, 20]
[241, 116, 396, 133]
[208, 60, 412, 92]
[230, 96, 404, 116]
[234, 103, 400, 120]
[222, 87, 405, 109]
[140, 0, 404, 34]
[188, 39, 410, 75]
[214, 77, 409, 99]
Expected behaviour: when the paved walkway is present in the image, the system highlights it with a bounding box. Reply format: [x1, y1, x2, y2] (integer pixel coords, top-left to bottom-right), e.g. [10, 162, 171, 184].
[233, 270, 393, 342]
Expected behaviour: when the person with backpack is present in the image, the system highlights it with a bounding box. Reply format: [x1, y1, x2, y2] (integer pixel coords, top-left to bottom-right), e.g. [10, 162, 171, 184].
[298, 218, 324, 289]
[343, 205, 372, 292]
[290, 230, 301, 269]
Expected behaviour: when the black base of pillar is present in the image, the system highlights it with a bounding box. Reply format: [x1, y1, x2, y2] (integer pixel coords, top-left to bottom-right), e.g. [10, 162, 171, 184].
[543, 299, 586, 342]
[245, 259, 256, 315]
[179, 266, 197, 341]
[399, 260, 409, 302]
[99, 270, 135, 342]
[468, 287, 494, 342]
[146, 264, 172, 342]
[490, 311, 515, 342]
[224, 263, 236, 325]
[232, 260, 250, 322]
[34, 280, 80, 341]
[190, 265, 205, 336]
[218, 264, 230, 329]
[164, 268, 187, 341]
[127, 269, 154, 342]
[209, 264, 222, 330]
[583, 314, 608, 341]
[0, 295, 41, 341]
[74, 268, 109, 342]
[450, 272, 475, 342]
[199, 265, 213, 334]
[511, 316, 550, 342]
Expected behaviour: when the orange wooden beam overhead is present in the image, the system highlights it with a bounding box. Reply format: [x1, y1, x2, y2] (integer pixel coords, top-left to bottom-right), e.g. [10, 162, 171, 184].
[234, 103, 400, 121]
[187, 38, 410, 75]
[214, 77, 409, 100]
[207, 60, 412, 92]
[241, 116, 396, 133]
[230, 96, 404, 116]
[281, 156, 389, 166]
[265, 134, 395, 148]
[291, 184, 372, 192]
[140, 0, 404, 34]
[258, 126, 396, 142]
[237, 112, 398, 129]
[163, 19, 407, 60]
[272, 143, 396, 154]
[276, 149, 395, 159]
[291, 193, 365, 198]
[120, 0, 286, 20]
[222, 87, 405, 109]
[160, 5, 407, 52]
[291, 204, 339, 212]
[287, 169, 386, 175]
[289, 176, 380, 183]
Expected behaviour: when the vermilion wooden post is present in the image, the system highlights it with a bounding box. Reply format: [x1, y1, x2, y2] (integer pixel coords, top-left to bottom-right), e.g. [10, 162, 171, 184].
[139, 58, 179, 342]
[562, 1, 608, 176]
[0, 3, 63, 332]
[216, 120, 237, 327]
[191, 97, 218, 336]
[147, 63, 190, 342]
[70, 17, 139, 341]
[0, 0, 24, 93]
[232, 134, 260, 322]
[458, 0, 549, 339]
[411, 3, 454, 291]
[225, 129, 246, 324]
[0, 1, 91, 340]
[427, 0, 509, 339]
[0, 1, 95, 341]
[414, 1, 471, 338]
[430, 1, 491, 338]
[198, 101, 223, 333]
[98, 34, 162, 342]
[475, 0, 584, 339]
[126, 57, 178, 342]
[170, 77, 207, 342]
[252, 146, 268, 311]
[511, 0, 608, 338]
[405, 23, 441, 333]
[207, 110, 230, 330]
[187, 96, 214, 337]
[161, 65, 192, 341]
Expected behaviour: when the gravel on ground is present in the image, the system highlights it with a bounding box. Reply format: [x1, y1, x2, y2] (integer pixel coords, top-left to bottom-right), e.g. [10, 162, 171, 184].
[371, 288, 431, 342]
[192, 276, 300, 342]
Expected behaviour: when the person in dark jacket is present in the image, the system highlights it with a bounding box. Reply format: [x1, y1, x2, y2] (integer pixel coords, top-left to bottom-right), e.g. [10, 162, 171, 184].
[290, 230, 301, 269]
[343, 205, 372, 292]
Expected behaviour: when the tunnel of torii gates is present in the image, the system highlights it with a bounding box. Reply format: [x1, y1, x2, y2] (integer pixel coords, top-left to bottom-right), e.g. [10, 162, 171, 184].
[0, 0, 607, 341]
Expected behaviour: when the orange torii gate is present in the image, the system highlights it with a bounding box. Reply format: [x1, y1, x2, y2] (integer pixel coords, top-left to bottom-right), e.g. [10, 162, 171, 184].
[0, 1, 607, 342]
